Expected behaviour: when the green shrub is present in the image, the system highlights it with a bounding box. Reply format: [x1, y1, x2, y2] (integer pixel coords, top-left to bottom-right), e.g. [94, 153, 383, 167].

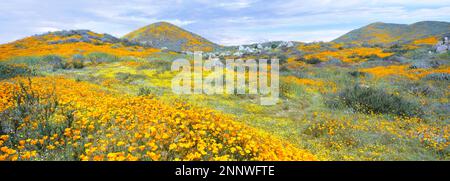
[422, 73, 450, 81]
[348, 71, 366, 78]
[406, 83, 435, 96]
[42, 55, 67, 70]
[0, 79, 73, 137]
[0, 63, 32, 80]
[384, 44, 408, 55]
[86, 52, 119, 64]
[146, 59, 172, 73]
[275, 54, 287, 65]
[138, 86, 153, 96]
[0, 79, 79, 159]
[409, 60, 443, 69]
[305, 58, 322, 64]
[115, 72, 147, 83]
[50, 54, 85, 70]
[71, 54, 85, 69]
[5, 56, 43, 65]
[436, 51, 450, 60]
[337, 85, 423, 117]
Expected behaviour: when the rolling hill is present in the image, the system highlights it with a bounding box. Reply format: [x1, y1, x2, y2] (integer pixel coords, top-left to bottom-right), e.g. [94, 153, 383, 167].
[333, 21, 450, 45]
[123, 22, 220, 52]
[0, 30, 160, 61]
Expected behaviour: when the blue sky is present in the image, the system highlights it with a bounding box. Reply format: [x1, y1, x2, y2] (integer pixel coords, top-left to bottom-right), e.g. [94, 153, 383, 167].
[1, 0, 449, 45]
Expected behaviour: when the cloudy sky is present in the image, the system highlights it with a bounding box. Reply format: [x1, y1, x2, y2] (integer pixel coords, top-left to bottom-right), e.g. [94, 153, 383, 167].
[1, 0, 449, 45]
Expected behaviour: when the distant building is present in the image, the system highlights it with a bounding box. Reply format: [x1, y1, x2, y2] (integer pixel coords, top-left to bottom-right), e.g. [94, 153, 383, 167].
[435, 36, 449, 53]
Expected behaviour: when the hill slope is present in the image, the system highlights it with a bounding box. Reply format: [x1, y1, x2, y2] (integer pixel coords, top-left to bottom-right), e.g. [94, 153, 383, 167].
[123, 22, 219, 52]
[333, 21, 450, 45]
[0, 30, 160, 61]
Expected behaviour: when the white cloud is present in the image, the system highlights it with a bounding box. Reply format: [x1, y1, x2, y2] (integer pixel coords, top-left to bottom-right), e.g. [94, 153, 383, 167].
[0, 0, 449, 44]
[34, 27, 61, 33]
[216, 0, 256, 10]
[165, 19, 196, 26]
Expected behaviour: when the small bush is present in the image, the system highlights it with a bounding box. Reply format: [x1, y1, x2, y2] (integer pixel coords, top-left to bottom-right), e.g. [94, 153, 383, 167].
[138, 87, 153, 96]
[0, 79, 78, 159]
[0, 79, 73, 136]
[422, 73, 450, 81]
[348, 71, 366, 78]
[364, 54, 381, 61]
[337, 85, 422, 117]
[86, 52, 119, 64]
[0, 63, 32, 80]
[42, 55, 66, 70]
[409, 60, 442, 69]
[6, 56, 43, 65]
[384, 44, 408, 54]
[406, 83, 435, 96]
[276, 54, 288, 65]
[305, 58, 322, 64]
[51, 54, 85, 70]
[325, 58, 343, 65]
[115, 72, 147, 83]
[280, 82, 295, 99]
[436, 51, 450, 60]
[71, 54, 85, 69]
[147, 59, 172, 73]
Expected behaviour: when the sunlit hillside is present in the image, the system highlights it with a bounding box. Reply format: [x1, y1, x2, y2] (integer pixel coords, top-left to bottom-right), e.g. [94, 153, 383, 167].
[333, 21, 450, 45]
[0, 30, 160, 61]
[123, 22, 219, 52]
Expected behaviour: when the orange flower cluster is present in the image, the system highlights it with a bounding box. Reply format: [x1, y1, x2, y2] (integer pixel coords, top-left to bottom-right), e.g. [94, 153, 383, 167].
[304, 47, 393, 63]
[360, 64, 450, 80]
[0, 76, 317, 161]
[412, 36, 439, 46]
[283, 76, 337, 93]
[284, 76, 324, 87]
[410, 125, 450, 151]
[0, 34, 160, 61]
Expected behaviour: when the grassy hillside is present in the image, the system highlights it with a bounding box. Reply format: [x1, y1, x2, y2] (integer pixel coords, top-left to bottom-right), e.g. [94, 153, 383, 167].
[123, 22, 219, 52]
[333, 21, 450, 45]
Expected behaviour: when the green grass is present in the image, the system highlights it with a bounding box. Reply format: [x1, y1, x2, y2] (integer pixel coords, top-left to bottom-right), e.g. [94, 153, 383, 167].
[3, 47, 449, 160]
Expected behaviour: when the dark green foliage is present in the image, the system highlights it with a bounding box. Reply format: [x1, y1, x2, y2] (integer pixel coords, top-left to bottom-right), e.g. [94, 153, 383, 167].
[86, 52, 120, 64]
[42, 55, 66, 70]
[0, 63, 32, 80]
[305, 58, 322, 64]
[48, 54, 85, 70]
[276, 54, 287, 65]
[145, 59, 172, 73]
[384, 44, 408, 54]
[115, 72, 147, 83]
[348, 71, 366, 78]
[337, 85, 423, 117]
[364, 54, 382, 61]
[138, 87, 153, 96]
[43, 55, 64, 64]
[71, 54, 85, 69]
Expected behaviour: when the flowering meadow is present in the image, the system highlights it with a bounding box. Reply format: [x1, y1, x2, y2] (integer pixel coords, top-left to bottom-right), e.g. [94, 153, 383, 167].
[0, 31, 449, 161]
